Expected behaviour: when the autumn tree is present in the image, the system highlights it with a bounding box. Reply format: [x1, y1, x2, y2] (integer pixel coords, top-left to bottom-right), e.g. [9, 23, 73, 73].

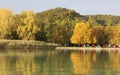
[0, 8, 13, 39]
[92, 26, 108, 44]
[8, 14, 22, 39]
[108, 25, 120, 44]
[71, 22, 96, 44]
[17, 11, 40, 40]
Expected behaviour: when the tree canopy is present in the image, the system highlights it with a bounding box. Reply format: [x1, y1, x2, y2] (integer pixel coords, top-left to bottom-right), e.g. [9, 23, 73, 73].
[71, 22, 96, 44]
[17, 11, 40, 40]
[0, 8, 13, 39]
[0, 7, 120, 44]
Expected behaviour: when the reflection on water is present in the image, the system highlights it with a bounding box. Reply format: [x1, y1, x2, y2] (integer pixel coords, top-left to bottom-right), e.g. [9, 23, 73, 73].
[0, 49, 120, 75]
[71, 51, 91, 74]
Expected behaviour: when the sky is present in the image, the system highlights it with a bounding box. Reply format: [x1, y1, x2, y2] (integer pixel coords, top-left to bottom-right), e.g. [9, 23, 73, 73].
[0, 0, 120, 15]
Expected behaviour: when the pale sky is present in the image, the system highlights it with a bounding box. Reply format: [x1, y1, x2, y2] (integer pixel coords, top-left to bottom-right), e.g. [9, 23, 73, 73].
[0, 0, 120, 15]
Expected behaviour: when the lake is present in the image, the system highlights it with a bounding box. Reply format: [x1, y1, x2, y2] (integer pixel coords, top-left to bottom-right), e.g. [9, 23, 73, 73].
[0, 49, 120, 75]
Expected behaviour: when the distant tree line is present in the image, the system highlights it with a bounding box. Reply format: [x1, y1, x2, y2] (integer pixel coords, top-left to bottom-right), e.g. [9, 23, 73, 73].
[0, 7, 120, 44]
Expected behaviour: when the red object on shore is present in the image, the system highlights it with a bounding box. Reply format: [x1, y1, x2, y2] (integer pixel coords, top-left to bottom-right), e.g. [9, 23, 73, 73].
[102, 44, 106, 47]
[115, 45, 119, 48]
[80, 44, 84, 47]
[91, 44, 96, 47]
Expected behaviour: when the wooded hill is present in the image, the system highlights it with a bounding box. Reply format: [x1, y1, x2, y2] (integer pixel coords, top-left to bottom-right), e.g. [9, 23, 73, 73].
[87, 15, 120, 26]
[0, 7, 120, 44]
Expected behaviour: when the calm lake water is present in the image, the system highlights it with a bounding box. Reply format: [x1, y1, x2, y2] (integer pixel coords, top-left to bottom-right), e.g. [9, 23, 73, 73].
[0, 49, 120, 75]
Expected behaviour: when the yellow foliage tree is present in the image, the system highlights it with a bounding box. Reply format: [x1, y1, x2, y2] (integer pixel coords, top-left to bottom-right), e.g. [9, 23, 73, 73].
[0, 8, 12, 39]
[17, 11, 40, 40]
[108, 25, 120, 44]
[71, 22, 96, 44]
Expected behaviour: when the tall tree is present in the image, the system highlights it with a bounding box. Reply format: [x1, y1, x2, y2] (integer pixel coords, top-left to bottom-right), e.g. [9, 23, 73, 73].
[17, 11, 40, 40]
[0, 8, 13, 39]
[71, 22, 95, 44]
[92, 26, 108, 44]
[47, 25, 69, 43]
[108, 25, 120, 44]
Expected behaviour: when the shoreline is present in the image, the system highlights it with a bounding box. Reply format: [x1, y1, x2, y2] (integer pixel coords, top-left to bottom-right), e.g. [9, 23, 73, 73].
[0, 40, 120, 51]
[55, 47, 120, 51]
[0, 40, 57, 49]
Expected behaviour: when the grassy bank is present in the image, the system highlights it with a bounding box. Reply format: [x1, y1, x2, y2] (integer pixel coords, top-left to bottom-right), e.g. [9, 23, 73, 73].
[0, 40, 58, 49]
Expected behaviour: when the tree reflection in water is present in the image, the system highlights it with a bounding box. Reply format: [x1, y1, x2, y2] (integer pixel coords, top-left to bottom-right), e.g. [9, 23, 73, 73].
[70, 51, 91, 74]
[70, 49, 120, 75]
[0, 49, 120, 75]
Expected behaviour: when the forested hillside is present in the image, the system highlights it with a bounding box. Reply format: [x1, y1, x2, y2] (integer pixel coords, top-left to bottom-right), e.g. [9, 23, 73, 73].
[87, 15, 120, 26]
[35, 7, 87, 43]
[0, 7, 120, 44]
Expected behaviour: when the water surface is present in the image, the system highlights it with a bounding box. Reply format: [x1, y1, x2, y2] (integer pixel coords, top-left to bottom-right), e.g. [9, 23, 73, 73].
[0, 49, 120, 75]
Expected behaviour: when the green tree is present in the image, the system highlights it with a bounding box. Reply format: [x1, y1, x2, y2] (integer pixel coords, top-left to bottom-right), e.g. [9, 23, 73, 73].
[35, 7, 86, 42]
[47, 25, 69, 43]
[87, 15, 120, 26]
[92, 26, 108, 44]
